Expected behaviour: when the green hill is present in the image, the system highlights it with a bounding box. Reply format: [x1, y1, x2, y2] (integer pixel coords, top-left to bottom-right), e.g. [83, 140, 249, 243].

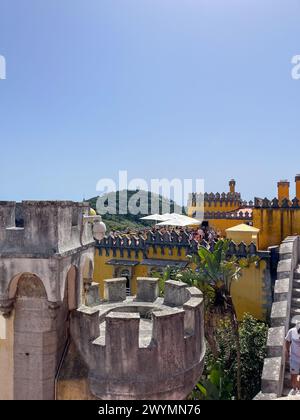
[88, 190, 183, 232]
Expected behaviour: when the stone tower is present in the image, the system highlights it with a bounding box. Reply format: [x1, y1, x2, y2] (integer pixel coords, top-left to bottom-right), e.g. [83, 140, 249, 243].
[0, 201, 205, 400]
[0, 201, 95, 400]
[58, 277, 205, 400]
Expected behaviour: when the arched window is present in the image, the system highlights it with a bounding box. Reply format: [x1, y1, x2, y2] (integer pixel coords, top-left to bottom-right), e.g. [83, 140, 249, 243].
[120, 269, 131, 295]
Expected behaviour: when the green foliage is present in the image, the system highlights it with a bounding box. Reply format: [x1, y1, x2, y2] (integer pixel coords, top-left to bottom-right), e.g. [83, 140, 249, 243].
[88, 190, 184, 233]
[190, 362, 234, 400]
[196, 314, 268, 400]
[150, 266, 179, 297]
[183, 240, 261, 400]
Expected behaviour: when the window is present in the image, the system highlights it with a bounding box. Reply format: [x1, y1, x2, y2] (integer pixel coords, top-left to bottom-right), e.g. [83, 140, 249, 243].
[120, 269, 131, 295]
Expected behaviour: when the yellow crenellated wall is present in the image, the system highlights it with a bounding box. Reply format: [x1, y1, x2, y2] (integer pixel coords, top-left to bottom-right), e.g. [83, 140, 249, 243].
[188, 201, 241, 218]
[93, 246, 269, 321]
[253, 208, 300, 250]
[93, 246, 187, 297]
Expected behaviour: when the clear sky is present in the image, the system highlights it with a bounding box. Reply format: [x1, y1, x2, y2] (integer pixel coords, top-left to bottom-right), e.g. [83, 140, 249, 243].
[0, 0, 299, 202]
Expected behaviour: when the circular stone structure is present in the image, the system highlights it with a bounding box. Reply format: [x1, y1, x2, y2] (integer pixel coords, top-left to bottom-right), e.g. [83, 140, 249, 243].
[70, 277, 205, 400]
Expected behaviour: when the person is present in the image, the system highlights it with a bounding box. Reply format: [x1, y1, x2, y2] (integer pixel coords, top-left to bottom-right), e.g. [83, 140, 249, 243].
[285, 321, 300, 396]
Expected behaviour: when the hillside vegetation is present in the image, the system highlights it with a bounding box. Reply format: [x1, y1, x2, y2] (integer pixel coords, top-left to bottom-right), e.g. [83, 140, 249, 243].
[88, 190, 183, 232]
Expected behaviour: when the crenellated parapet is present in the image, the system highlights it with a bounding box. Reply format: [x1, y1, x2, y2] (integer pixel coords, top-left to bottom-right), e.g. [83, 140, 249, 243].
[254, 197, 300, 209]
[97, 229, 192, 259]
[96, 231, 262, 260]
[0, 200, 98, 401]
[188, 192, 243, 208]
[0, 201, 95, 256]
[204, 210, 253, 220]
[70, 277, 205, 400]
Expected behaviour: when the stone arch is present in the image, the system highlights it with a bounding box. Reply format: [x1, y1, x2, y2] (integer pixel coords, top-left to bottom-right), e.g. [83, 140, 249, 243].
[8, 272, 47, 301]
[65, 266, 78, 311]
[12, 273, 56, 400]
[82, 257, 94, 282]
[81, 257, 94, 305]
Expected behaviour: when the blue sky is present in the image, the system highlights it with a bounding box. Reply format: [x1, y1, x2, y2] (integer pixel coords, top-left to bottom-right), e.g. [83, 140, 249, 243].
[0, 0, 299, 202]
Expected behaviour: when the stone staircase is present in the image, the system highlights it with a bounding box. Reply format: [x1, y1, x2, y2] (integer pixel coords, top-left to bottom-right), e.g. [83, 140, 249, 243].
[282, 264, 300, 398]
[255, 236, 300, 400]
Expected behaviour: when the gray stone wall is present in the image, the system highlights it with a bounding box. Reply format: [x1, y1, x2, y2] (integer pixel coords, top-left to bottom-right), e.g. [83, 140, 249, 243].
[255, 236, 299, 399]
[0, 201, 95, 400]
[69, 278, 205, 400]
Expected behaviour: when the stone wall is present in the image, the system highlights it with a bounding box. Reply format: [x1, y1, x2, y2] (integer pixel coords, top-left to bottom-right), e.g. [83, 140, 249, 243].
[0, 201, 96, 400]
[254, 236, 299, 399]
[64, 277, 205, 400]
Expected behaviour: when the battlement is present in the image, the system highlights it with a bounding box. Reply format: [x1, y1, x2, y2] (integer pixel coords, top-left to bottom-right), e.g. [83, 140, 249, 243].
[97, 230, 192, 259]
[97, 231, 261, 260]
[0, 201, 95, 256]
[254, 197, 300, 209]
[188, 192, 243, 207]
[204, 210, 253, 220]
[70, 277, 205, 400]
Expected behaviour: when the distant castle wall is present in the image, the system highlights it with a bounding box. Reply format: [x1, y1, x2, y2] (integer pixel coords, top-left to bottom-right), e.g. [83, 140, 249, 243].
[187, 192, 244, 216]
[93, 233, 272, 321]
[253, 198, 300, 250]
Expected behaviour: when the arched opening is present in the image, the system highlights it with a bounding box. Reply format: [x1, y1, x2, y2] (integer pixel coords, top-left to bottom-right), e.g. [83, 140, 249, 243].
[81, 258, 94, 305]
[66, 266, 78, 311]
[120, 268, 131, 295]
[12, 273, 56, 400]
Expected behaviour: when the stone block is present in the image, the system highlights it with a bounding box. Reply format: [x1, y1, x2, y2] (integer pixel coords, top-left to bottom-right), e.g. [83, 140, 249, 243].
[261, 357, 283, 396]
[271, 301, 288, 327]
[267, 327, 285, 358]
[274, 278, 290, 302]
[85, 282, 101, 307]
[104, 278, 126, 302]
[164, 280, 189, 307]
[136, 277, 159, 302]
[277, 259, 292, 279]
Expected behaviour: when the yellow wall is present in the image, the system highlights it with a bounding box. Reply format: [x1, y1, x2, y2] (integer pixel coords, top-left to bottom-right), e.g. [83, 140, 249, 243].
[253, 208, 300, 250]
[93, 247, 268, 321]
[93, 246, 188, 297]
[278, 182, 290, 203]
[205, 218, 252, 236]
[57, 378, 97, 400]
[231, 260, 268, 321]
[188, 201, 241, 217]
[296, 179, 300, 201]
[0, 313, 14, 400]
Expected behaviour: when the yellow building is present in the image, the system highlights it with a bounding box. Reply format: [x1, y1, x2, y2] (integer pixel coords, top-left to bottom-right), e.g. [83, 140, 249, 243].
[187, 179, 253, 236]
[93, 230, 272, 321]
[187, 175, 300, 250]
[93, 174, 300, 322]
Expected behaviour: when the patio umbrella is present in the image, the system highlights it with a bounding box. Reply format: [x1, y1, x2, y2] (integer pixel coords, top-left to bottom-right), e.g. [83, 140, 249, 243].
[140, 214, 169, 223]
[156, 213, 201, 227]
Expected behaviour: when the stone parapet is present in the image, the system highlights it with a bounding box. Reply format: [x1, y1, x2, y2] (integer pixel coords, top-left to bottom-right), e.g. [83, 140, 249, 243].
[70, 278, 205, 400]
[0, 201, 95, 257]
[255, 236, 299, 399]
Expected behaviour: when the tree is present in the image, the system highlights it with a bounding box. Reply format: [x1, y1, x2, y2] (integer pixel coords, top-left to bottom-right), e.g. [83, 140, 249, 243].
[180, 239, 258, 400]
[193, 314, 268, 400]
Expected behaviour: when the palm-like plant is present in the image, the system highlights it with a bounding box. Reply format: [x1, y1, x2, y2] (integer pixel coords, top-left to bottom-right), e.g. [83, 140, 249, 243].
[181, 239, 257, 400]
